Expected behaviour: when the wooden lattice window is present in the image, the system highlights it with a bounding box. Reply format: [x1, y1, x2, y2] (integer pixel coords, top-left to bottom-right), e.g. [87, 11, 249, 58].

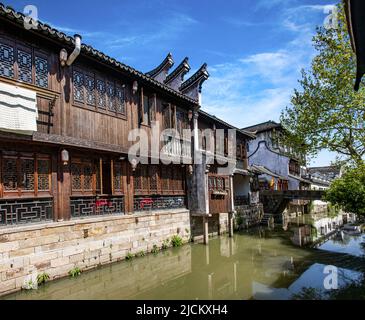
[113, 161, 123, 194]
[83, 163, 93, 191]
[85, 74, 96, 106]
[0, 39, 49, 89]
[96, 79, 106, 109]
[71, 163, 82, 191]
[173, 169, 184, 192]
[37, 158, 50, 191]
[149, 165, 159, 194]
[20, 158, 35, 191]
[17, 49, 32, 84]
[134, 165, 156, 195]
[161, 165, 170, 193]
[73, 70, 84, 103]
[107, 81, 115, 112]
[71, 159, 95, 195]
[72, 67, 126, 117]
[115, 85, 126, 114]
[35, 56, 48, 88]
[2, 157, 17, 191]
[209, 176, 226, 192]
[0, 42, 14, 78]
[134, 166, 143, 193]
[133, 164, 185, 196]
[0, 152, 51, 198]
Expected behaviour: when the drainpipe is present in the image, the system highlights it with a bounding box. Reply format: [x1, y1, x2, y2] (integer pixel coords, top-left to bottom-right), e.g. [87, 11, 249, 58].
[66, 34, 82, 66]
[60, 34, 82, 67]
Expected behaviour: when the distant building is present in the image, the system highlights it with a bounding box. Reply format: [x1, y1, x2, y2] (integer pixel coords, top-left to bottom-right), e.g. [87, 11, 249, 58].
[307, 166, 342, 189]
[243, 121, 310, 192]
[306, 166, 342, 212]
[242, 120, 311, 215]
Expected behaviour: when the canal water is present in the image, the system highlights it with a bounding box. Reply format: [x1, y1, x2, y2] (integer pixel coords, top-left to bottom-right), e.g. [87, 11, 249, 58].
[4, 223, 365, 300]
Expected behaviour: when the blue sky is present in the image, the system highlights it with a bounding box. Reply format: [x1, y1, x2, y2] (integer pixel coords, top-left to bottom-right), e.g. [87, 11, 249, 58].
[9, 0, 338, 166]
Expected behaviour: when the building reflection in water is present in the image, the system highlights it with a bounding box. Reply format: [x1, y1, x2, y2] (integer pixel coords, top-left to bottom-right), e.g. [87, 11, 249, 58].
[5, 230, 365, 300]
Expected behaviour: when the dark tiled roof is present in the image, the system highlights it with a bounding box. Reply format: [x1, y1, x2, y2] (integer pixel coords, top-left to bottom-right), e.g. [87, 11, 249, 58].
[165, 57, 190, 84]
[198, 110, 256, 139]
[0, 3, 199, 106]
[145, 53, 174, 77]
[251, 165, 288, 180]
[242, 120, 282, 134]
[180, 63, 209, 92]
[308, 166, 341, 175]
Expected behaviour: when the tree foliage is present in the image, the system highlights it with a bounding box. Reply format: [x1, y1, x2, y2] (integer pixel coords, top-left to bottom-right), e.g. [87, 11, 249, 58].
[325, 165, 365, 216]
[280, 3, 365, 167]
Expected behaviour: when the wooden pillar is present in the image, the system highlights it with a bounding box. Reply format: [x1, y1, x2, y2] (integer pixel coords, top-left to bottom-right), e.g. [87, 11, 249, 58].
[203, 215, 209, 245]
[228, 212, 234, 238]
[51, 153, 59, 221]
[59, 151, 71, 221]
[123, 162, 134, 214]
[229, 174, 235, 237]
[230, 174, 235, 213]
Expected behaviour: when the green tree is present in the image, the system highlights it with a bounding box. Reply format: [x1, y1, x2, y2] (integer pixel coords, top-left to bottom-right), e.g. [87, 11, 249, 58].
[280, 3, 365, 167]
[325, 165, 365, 217]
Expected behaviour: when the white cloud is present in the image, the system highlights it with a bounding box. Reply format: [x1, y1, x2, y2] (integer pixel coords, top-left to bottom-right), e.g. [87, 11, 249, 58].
[44, 22, 107, 39]
[201, 3, 330, 129]
[202, 45, 309, 129]
[44, 12, 197, 49]
[107, 13, 197, 49]
[255, 0, 294, 10]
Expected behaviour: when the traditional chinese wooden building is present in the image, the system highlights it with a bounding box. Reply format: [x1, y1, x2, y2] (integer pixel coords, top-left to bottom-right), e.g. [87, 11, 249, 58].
[0, 3, 262, 295]
[0, 4, 208, 225]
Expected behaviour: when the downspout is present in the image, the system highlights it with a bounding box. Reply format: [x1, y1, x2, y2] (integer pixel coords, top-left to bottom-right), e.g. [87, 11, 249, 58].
[60, 34, 82, 67]
[66, 34, 82, 66]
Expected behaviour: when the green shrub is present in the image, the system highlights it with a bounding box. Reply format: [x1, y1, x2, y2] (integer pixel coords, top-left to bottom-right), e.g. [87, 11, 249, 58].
[37, 272, 50, 286]
[125, 252, 134, 260]
[68, 267, 81, 278]
[161, 239, 169, 250]
[136, 251, 145, 258]
[151, 245, 159, 255]
[171, 235, 183, 247]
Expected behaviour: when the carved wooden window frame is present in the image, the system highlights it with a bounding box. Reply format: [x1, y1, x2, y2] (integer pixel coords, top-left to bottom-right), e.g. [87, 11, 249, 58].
[0, 35, 50, 90]
[70, 157, 98, 196]
[72, 66, 127, 119]
[112, 160, 124, 196]
[0, 151, 52, 199]
[133, 164, 185, 196]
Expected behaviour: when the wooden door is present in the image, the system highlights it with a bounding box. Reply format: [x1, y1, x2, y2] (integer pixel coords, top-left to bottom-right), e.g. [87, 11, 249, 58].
[208, 174, 231, 214]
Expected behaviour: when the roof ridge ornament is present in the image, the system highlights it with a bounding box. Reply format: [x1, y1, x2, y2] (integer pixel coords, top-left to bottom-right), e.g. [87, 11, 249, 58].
[145, 53, 174, 83]
[180, 63, 209, 104]
[164, 57, 191, 90]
